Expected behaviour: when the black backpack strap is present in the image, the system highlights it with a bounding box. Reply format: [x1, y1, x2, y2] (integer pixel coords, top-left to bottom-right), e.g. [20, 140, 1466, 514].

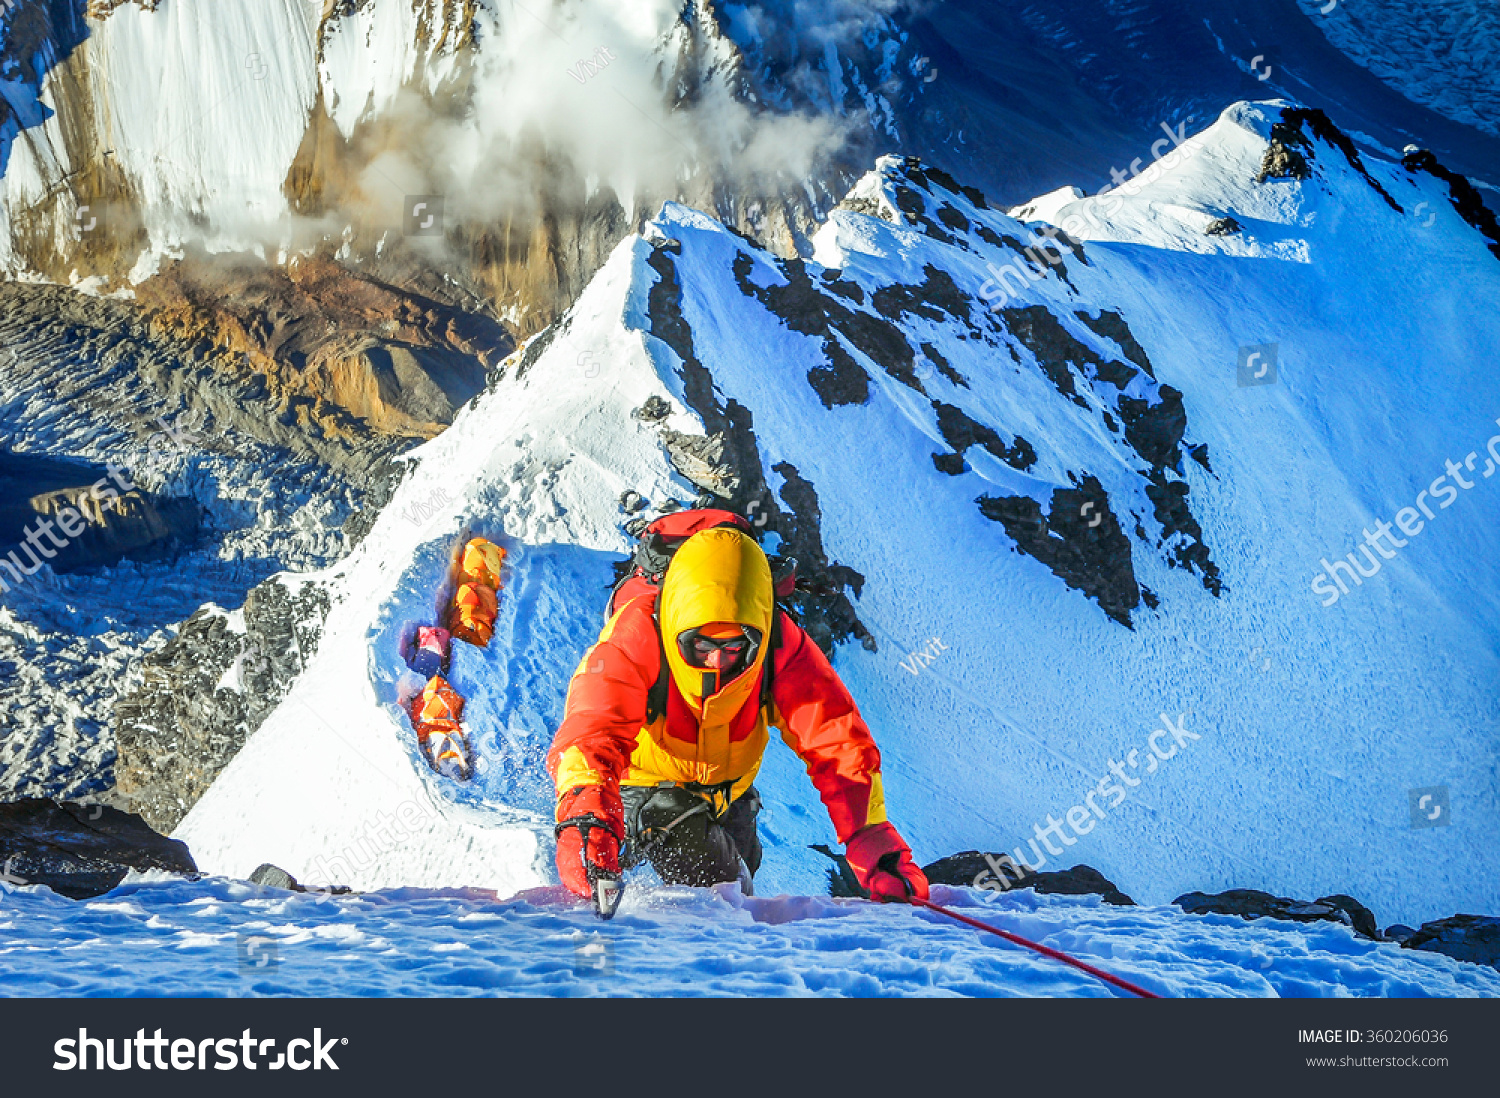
[759, 606, 784, 718]
[645, 606, 671, 724]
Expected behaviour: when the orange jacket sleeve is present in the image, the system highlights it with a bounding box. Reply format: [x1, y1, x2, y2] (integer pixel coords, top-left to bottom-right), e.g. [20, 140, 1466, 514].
[769, 613, 887, 843]
[546, 600, 659, 799]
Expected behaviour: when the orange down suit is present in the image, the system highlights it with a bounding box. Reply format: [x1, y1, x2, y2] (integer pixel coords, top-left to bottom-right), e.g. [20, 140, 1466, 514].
[546, 527, 888, 842]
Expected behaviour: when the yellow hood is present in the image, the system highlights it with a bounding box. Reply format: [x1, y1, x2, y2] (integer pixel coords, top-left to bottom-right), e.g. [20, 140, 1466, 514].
[658, 527, 774, 710]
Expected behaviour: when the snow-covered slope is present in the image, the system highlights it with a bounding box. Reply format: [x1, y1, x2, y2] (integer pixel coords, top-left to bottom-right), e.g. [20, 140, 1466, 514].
[3, 877, 1496, 997]
[178, 102, 1500, 938]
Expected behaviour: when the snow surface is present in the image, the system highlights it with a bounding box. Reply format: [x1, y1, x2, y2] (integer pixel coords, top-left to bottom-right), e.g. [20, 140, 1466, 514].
[179, 103, 1500, 946]
[2, 878, 1494, 998]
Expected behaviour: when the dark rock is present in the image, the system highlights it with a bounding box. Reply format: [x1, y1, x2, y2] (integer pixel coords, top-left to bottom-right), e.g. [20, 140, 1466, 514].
[343, 451, 412, 547]
[1074, 310, 1156, 380]
[633, 395, 672, 423]
[619, 490, 646, 514]
[978, 476, 1140, 627]
[1402, 147, 1500, 260]
[932, 401, 1036, 472]
[1258, 135, 1312, 183]
[248, 862, 352, 895]
[1260, 108, 1402, 214]
[0, 798, 196, 900]
[1400, 915, 1500, 968]
[1173, 888, 1381, 941]
[1145, 472, 1223, 594]
[1118, 386, 1186, 471]
[1205, 216, 1243, 236]
[1383, 924, 1417, 944]
[249, 863, 300, 890]
[806, 339, 871, 408]
[923, 853, 1135, 906]
[932, 451, 967, 476]
[645, 247, 872, 653]
[111, 574, 330, 833]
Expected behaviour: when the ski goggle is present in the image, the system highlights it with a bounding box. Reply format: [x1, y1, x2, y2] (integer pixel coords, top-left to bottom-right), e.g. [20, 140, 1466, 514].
[677, 626, 760, 672]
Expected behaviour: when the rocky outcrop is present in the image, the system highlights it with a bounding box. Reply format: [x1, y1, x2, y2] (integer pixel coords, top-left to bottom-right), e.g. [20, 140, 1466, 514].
[0, 450, 201, 578]
[0, 798, 196, 900]
[1259, 107, 1403, 214]
[642, 240, 873, 653]
[1402, 147, 1500, 260]
[923, 853, 1136, 906]
[135, 252, 507, 439]
[979, 477, 1140, 628]
[0, 281, 392, 475]
[1174, 888, 1381, 941]
[110, 574, 330, 833]
[1395, 915, 1500, 969]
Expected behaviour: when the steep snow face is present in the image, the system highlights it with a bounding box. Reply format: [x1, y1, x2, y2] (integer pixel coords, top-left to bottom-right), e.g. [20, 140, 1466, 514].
[84, 0, 320, 247]
[3, 879, 1497, 998]
[180, 103, 1500, 929]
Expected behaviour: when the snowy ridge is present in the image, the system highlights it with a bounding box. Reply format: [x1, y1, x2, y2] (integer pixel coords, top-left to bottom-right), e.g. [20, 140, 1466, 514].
[179, 103, 1500, 946]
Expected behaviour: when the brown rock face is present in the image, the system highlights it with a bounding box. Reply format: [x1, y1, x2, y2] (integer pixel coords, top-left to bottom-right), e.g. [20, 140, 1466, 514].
[135, 251, 510, 438]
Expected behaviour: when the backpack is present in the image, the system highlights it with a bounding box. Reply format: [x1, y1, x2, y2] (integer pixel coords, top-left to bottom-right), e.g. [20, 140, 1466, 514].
[604, 508, 798, 723]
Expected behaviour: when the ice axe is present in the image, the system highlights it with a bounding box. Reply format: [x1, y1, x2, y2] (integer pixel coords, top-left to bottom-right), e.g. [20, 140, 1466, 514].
[589, 867, 624, 920]
[558, 814, 626, 919]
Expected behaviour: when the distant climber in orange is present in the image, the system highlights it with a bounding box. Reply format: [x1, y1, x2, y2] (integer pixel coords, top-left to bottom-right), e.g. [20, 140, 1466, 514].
[546, 509, 928, 910]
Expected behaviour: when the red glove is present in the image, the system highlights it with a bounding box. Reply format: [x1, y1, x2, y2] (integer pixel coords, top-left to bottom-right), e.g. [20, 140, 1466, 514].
[845, 822, 929, 902]
[554, 785, 624, 898]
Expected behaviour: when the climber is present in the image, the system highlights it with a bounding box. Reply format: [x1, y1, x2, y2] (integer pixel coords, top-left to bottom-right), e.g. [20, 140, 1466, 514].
[546, 509, 928, 910]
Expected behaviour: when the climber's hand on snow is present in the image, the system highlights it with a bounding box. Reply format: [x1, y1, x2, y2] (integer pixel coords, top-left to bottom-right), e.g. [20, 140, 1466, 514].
[845, 821, 930, 902]
[554, 785, 624, 898]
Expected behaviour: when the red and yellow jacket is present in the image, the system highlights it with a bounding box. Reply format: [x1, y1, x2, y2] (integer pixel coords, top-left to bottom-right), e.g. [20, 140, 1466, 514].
[546, 527, 887, 842]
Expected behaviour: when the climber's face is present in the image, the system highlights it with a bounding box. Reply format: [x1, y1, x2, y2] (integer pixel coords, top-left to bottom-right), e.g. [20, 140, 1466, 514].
[678, 622, 756, 677]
